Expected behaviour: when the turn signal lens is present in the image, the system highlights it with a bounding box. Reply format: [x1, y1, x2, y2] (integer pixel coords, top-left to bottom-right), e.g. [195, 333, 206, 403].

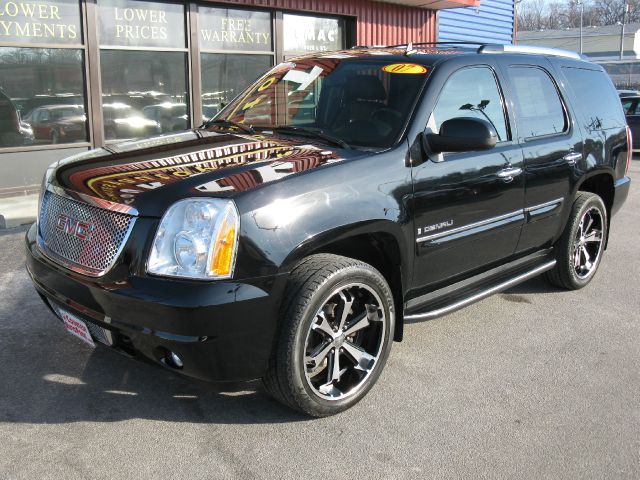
[209, 208, 238, 277]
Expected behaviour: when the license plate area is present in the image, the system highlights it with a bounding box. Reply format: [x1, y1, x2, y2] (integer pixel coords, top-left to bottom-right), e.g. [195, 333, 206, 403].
[50, 302, 113, 347]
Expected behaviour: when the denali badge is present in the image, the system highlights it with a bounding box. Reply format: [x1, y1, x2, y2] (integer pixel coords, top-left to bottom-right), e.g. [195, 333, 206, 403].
[56, 214, 95, 242]
[418, 220, 454, 236]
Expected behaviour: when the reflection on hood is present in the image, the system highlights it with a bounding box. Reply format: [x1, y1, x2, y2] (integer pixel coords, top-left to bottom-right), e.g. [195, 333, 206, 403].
[66, 135, 343, 205]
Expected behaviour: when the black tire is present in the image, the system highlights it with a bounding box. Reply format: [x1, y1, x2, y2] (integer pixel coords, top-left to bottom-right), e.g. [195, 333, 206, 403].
[545, 192, 608, 290]
[263, 254, 395, 417]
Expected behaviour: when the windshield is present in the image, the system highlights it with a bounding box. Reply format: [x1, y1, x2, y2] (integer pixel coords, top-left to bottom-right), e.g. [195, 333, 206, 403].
[214, 57, 429, 149]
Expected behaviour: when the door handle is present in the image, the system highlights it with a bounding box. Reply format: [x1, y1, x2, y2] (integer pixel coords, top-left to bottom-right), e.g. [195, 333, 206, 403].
[497, 166, 523, 182]
[563, 152, 582, 165]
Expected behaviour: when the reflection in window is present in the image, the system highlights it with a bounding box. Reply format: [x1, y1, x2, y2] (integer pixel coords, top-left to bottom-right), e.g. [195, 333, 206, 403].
[100, 50, 189, 140]
[562, 67, 626, 131]
[0, 47, 87, 147]
[200, 53, 272, 122]
[431, 67, 508, 142]
[509, 67, 567, 138]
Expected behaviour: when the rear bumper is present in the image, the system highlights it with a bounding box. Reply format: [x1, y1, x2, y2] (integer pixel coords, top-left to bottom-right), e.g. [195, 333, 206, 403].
[25, 223, 287, 382]
[612, 175, 631, 217]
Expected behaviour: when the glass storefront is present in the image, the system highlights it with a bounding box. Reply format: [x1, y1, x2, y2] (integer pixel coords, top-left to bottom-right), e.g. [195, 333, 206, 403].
[198, 6, 274, 123]
[97, 0, 189, 140]
[0, 1, 347, 150]
[283, 13, 343, 56]
[0, 0, 86, 148]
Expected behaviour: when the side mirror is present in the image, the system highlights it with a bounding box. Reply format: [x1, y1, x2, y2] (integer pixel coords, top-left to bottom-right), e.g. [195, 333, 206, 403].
[423, 117, 497, 154]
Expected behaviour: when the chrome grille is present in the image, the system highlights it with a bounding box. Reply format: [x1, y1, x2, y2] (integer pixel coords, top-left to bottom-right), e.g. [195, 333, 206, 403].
[38, 190, 135, 276]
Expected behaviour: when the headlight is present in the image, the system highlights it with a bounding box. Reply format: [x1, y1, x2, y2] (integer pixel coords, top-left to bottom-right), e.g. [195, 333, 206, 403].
[147, 198, 239, 280]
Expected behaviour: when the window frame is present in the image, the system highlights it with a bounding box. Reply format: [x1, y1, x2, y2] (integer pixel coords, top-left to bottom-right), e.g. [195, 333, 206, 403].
[507, 64, 571, 143]
[428, 64, 512, 148]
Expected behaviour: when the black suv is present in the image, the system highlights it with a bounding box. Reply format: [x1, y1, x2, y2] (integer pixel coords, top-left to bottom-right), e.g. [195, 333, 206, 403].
[26, 44, 631, 417]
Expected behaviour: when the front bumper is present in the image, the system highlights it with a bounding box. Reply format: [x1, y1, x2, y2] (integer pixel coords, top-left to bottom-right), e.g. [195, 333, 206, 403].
[25, 223, 287, 382]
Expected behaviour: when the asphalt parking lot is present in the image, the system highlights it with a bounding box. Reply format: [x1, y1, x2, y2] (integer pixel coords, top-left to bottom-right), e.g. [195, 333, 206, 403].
[1, 162, 638, 480]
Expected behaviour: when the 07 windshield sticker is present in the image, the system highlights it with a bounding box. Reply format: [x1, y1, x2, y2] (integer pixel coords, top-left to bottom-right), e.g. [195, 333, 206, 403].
[382, 63, 428, 74]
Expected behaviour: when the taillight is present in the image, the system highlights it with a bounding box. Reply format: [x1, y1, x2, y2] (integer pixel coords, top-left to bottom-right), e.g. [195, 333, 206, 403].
[626, 125, 633, 175]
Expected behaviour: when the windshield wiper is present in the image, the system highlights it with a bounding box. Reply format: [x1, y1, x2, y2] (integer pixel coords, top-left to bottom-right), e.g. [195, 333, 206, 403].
[270, 125, 352, 150]
[203, 119, 256, 135]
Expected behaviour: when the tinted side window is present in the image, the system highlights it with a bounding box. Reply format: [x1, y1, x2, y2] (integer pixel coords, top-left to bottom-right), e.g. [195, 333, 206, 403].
[431, 67, 509, 142]
[562, 67, 626, 131]
[509, 66, 567, 138]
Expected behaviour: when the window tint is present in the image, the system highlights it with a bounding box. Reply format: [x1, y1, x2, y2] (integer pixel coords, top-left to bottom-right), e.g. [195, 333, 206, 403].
[509, 66, 567, 138]
[562, 67, 626, 131]
[431, 67, 508, 142]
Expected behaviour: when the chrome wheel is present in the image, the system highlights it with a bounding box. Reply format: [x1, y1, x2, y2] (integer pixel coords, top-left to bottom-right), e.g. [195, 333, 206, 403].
[573, 207, 604, 279]
[303, 283, 386, 401]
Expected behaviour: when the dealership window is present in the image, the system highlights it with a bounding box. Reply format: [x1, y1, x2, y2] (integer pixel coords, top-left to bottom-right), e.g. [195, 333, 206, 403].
[97, 0, 189, 141]
[283, 14, 344, 57]
[0, 0, 87, 148]
[198, 6, 274, 123]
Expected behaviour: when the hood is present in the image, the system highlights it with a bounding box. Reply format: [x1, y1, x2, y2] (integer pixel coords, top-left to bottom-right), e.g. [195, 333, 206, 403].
[52, 129, 356, 217]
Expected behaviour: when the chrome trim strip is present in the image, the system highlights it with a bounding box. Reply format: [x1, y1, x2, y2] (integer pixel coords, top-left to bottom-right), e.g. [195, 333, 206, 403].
[524, 198, 564, 213]
[416, 210, 523, 244]
[47, 184, 140, 217]
[404, 260, 557, 321]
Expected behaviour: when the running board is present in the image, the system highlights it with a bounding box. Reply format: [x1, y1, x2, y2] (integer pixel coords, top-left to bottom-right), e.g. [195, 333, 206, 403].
[404, 260, 556, 321]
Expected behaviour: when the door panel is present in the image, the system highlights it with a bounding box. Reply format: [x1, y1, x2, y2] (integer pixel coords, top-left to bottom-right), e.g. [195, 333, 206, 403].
[500, 61, 583, 253]
[411, 64, 525, 291]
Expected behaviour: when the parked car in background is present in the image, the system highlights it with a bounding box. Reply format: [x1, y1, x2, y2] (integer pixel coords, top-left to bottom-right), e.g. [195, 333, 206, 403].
[620, 95, 640, 151]
[618, 89, 640, 98]
[103, 103, 161, 140]
[0, 89, 34, 147]
[22, 105, 86, 144]
[142, 103, 188, 133]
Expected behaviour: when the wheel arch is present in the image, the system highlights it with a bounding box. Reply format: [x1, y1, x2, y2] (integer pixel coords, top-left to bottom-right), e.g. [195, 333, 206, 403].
[574, 170, 615, 247]
[280, 221, 408, 342]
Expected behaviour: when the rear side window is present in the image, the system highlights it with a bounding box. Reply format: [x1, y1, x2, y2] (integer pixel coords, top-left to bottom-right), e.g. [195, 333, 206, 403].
[509, 66, 567, 139]
[562, 67, 626, 131]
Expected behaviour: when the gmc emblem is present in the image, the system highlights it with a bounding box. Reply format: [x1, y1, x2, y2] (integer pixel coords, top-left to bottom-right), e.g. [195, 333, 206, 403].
[56, 214, 95, 242]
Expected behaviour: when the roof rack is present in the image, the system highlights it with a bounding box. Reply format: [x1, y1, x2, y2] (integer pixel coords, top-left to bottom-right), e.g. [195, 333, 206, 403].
[478, 44, 583, 60]
[350, 42, 584, 61]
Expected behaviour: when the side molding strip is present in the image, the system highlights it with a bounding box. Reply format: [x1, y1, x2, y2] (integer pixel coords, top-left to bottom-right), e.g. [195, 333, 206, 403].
[404, 260, 557, 321]
[525, 197, 564, 218]
[416, 210, 523, 244]
[416, 197, 565, 245]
